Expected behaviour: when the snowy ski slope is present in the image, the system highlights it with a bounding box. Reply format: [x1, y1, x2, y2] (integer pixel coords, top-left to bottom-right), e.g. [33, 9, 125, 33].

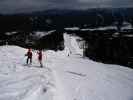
[0, 33, 133, 100]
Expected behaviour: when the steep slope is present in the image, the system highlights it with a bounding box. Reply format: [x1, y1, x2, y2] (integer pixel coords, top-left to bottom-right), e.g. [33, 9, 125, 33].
[63, 33, 83, 56]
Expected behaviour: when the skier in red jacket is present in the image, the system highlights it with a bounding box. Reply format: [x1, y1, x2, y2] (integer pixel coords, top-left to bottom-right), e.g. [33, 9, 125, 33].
[25, 48, 32, 64]
[37, 50, 43, 67]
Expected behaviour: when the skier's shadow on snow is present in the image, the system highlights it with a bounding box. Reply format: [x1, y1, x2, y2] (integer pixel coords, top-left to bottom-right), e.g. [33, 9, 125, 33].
[23, 64, 39, 68]
[23, 64, 52, 72]
[23, 64, 46, 68]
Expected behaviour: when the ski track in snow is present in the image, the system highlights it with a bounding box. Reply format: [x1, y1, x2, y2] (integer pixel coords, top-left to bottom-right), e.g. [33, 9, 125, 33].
[0, 33, 133, 100]
[66, 71, 86, 77]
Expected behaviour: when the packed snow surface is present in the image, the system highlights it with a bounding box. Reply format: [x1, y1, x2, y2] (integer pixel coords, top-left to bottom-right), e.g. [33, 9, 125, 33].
[0, 33, 133, 100]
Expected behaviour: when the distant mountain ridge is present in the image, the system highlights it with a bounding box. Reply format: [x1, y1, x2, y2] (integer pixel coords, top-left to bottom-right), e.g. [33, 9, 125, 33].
[0, 7, 133, 32]
[0, 7, 133, 16]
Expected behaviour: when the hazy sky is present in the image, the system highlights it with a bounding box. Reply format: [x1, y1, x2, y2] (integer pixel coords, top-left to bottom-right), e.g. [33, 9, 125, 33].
[0, 0, 133, 14]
